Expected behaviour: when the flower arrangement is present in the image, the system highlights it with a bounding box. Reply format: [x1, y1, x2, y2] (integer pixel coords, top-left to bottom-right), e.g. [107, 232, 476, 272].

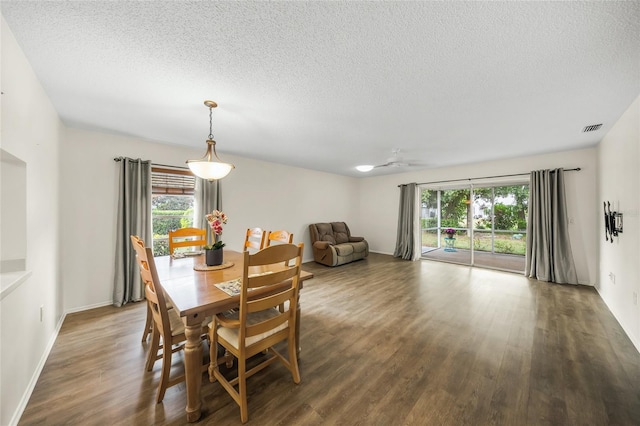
[444, 228, 456, 238]
[204, 209, 228, 250]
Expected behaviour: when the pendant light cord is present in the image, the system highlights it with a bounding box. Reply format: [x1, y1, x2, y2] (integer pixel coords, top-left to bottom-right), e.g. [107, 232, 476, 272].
[208, 106, 214, 140]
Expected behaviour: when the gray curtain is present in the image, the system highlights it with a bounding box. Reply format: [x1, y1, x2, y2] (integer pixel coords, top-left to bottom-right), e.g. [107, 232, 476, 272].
[113, 157, 152, 306]
[194, 178, 222, 245]
[525, 168, 578, 284]
[394, 183, 420, 261]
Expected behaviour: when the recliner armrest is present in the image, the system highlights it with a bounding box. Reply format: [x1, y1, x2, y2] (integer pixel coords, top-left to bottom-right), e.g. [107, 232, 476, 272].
[313, 241, 331, 250]
[349, 236, 364, 242]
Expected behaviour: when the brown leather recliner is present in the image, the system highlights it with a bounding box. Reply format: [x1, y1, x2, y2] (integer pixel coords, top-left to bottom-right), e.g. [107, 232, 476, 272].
[308, 222, 369, 266]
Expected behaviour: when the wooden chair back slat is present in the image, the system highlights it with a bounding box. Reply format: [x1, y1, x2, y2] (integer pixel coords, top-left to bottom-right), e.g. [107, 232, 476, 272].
[265, 230, 294, 247]
[244, 227, 266, 251]
[168, 227, 206, 255]
[247, 268, 298, 288]
[247, 288, 294, 313]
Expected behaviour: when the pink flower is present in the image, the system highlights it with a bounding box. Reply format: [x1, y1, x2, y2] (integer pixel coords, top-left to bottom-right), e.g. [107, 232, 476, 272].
[206, 210, 228, 237]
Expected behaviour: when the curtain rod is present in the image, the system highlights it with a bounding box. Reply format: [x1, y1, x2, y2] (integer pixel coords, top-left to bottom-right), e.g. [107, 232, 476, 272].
[399, 167, 581, 187]
[113, 157, 189, 170]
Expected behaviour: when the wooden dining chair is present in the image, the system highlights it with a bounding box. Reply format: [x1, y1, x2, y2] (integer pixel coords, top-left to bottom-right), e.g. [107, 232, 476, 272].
[134, 236, 157, 343]
[168, 227, 207, 255]
[265, 230, 294, 247]
[130, 235, 209, 403]
[208, 243, 304, 423]
[265, 230, 295, 312]
[136, 235, 177, 342]
[243, 227, 266, 252]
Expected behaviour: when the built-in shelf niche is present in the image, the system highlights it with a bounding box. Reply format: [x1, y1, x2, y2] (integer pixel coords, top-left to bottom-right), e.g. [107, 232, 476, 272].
[1, 149, 27, 274]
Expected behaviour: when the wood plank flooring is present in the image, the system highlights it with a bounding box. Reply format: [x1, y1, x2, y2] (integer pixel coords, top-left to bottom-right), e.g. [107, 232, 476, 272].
[18, 253, 640, 425]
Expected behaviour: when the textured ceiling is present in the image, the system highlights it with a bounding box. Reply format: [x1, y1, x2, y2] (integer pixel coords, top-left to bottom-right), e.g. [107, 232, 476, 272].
[2, 1, 639, 177]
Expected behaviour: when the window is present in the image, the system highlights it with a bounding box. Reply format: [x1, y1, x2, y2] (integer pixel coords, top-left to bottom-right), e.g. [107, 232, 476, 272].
[151, 167, 196, 256]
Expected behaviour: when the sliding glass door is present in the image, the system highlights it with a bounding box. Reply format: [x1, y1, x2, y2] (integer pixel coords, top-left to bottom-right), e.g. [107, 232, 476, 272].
[472, 185, 528, 270]
[421, 183, 528, 272]
[421, 187, 472, 265]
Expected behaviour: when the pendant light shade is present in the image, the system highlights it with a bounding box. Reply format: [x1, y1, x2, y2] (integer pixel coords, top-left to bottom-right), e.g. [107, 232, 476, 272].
[187, 100, 235, 180]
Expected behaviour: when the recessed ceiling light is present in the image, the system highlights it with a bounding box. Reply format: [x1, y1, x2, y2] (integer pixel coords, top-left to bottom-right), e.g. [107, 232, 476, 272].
[356, 165, 374, 172]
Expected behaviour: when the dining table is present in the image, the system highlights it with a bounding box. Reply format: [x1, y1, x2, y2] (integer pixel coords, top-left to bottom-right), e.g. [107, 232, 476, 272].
[154, 249, 313, 423]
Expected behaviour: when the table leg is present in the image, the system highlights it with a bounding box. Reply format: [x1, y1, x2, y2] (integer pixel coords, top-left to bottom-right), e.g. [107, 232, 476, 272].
[184, 323, 203, 422]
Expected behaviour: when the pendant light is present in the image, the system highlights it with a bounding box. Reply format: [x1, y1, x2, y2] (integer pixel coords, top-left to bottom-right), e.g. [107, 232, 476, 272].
[187, 100, 235, 180]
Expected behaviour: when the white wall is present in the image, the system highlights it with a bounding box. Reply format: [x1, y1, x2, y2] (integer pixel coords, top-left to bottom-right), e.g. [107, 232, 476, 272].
[357, 148, 598, 286]
[0, 16, 63, 426]
[597, 94, 640, 351]
[1, 149, 26, 269]
[60, 128, 358, 311]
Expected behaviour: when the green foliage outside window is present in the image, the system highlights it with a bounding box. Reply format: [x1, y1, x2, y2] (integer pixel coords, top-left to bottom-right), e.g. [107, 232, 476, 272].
[154, 240, 170, 257]
[152, 195, 192, 210]
[152, 195, 195, 257]
[493, 204, 517, 230]
[153, 210, 193, 236]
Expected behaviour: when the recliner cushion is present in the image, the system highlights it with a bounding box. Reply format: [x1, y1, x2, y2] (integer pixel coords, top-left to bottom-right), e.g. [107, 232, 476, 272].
[332, 222, 349, 244]
[316, 223, 336, 245]
[334, 244, 354, 256]
[351, 241, 367, 253]
[321, 235, 336, 244]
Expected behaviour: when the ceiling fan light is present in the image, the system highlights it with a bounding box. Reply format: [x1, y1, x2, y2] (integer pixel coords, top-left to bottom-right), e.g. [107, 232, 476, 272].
[356, 165, 374, 172]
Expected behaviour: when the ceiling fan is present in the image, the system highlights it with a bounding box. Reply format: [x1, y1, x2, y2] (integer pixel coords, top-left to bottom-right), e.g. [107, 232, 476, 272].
[356, 149, 417, 172]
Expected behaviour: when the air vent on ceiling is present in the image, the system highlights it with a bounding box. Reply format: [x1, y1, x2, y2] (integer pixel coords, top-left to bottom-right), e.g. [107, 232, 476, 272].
[583, 124, 602, 132]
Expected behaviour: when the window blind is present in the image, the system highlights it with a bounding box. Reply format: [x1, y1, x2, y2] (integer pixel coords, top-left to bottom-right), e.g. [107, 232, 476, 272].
[151, 167, 195, 195]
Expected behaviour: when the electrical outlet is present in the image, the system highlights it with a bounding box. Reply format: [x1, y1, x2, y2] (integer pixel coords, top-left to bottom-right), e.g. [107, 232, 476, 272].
[609, 272, 615, 284]
[634, 292, 638, 306]
[40, 305, 44, 322]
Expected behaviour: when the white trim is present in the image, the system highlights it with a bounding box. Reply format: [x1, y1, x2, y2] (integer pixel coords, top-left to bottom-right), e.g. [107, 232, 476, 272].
[0, 270, 32, 301]
[420, 176, 530, 191]
[64, 300, 113, 315]
[9, 311, 66, 426]
[370, 250, 394, 256]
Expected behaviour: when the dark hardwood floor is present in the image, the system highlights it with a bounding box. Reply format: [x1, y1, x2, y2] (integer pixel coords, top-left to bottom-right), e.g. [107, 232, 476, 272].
[19, 253, 640, 425]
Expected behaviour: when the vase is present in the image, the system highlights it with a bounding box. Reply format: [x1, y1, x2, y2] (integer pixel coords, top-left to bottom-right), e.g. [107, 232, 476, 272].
[205, 248, 223, 266]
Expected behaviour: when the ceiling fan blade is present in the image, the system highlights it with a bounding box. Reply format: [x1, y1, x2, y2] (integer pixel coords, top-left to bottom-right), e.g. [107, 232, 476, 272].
[365, 149, 421, 171]
[373, 162, 391, 168]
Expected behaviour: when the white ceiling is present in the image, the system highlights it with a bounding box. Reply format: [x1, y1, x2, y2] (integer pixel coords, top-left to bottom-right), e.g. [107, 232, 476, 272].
[2, 1, 639, 177]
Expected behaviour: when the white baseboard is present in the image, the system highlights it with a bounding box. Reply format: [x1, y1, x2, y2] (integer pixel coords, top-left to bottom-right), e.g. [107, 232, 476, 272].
[65, 300, 112, 315]
[9, 311, 66, 426]
[369, 250, 394, 256]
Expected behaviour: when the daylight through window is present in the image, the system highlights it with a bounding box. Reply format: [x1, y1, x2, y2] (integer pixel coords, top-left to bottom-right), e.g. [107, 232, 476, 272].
[151, 167, 196, 256]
